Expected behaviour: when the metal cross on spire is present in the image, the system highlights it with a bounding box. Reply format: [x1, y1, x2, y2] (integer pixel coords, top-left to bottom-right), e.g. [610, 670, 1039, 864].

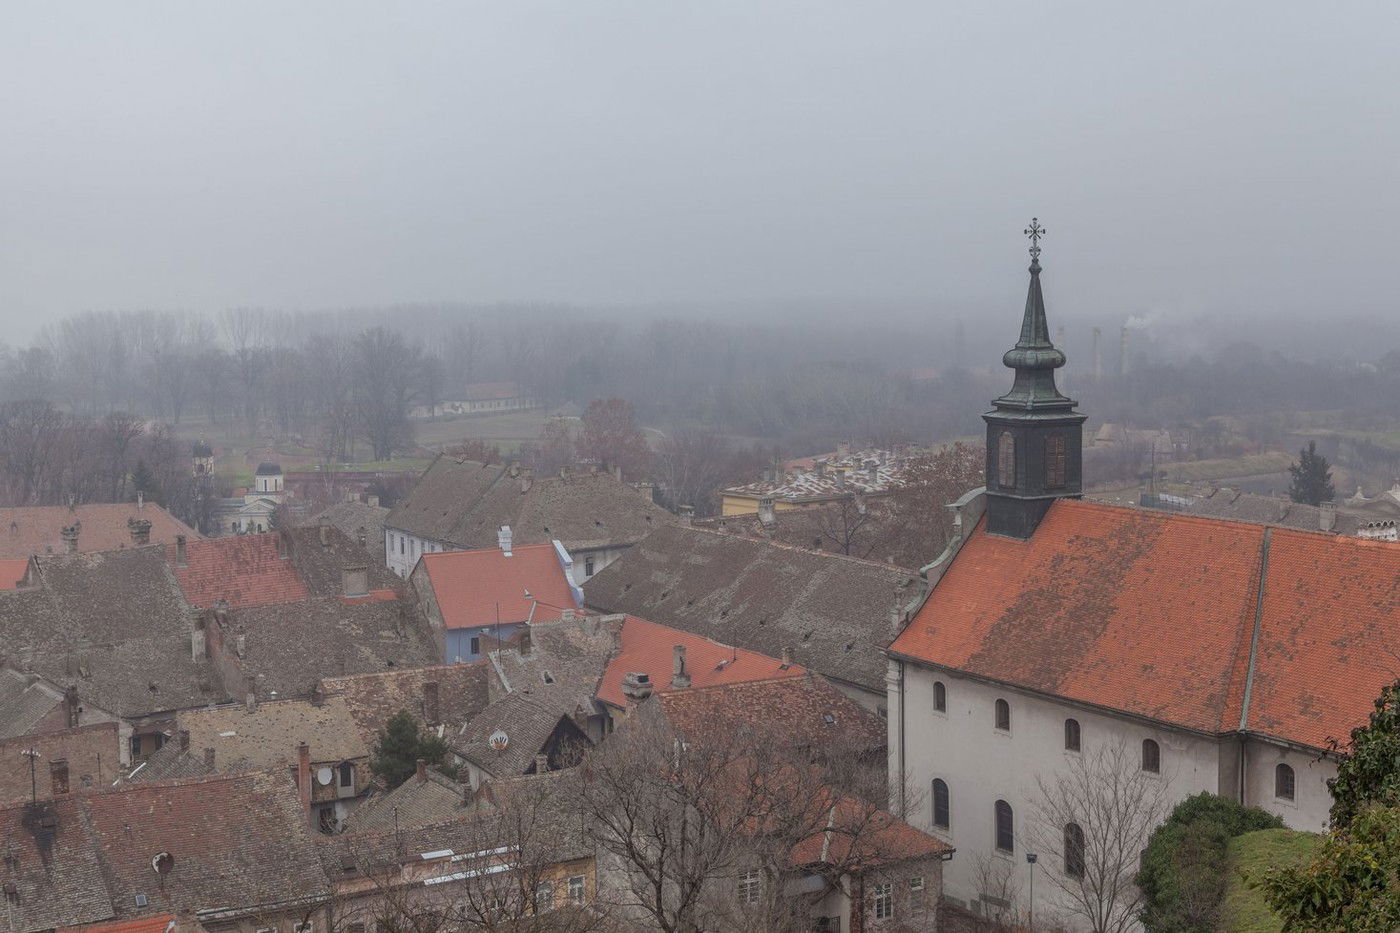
[1024, 217, 1045, 262]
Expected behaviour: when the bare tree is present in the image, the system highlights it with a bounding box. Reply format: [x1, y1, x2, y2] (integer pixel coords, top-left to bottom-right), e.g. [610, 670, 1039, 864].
[352, 327, 423, 461]
[794, 495, 877, 557]
[1027, 740, 1171, 933]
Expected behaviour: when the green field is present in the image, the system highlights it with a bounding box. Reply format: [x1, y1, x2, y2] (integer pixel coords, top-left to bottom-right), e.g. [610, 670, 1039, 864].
[1219, 828, 1320, 933]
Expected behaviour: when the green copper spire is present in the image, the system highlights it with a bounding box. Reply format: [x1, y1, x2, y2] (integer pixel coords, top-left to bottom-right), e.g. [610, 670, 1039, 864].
[993, 218, 1073, 412]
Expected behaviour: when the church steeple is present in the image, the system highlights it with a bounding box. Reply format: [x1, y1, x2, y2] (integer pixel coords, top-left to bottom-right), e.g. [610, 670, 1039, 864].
[983, 219, 1087, 538]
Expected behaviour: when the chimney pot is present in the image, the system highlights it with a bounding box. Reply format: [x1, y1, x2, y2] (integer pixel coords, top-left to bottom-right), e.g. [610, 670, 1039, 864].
[341, 565, 369, 598]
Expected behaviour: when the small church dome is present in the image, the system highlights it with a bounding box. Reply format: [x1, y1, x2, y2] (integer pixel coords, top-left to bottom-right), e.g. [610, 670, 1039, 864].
[255, 462, 283, 477]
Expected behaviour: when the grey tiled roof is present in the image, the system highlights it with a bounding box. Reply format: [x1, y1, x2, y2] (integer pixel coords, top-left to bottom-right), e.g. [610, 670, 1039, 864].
[386, 456, 672, 551]
[584, 524, 920, 695]
[453, 692, 571, 778]
[491, 616, 620, 720]
[0, 668, 65, 739]
[231, 596, 439, 701]
[341, 766, 465, 833]
[320, 662, 493, 750]
[0, 797, 115, 930]
[303, 501, 391, 559]
[0, 548, 225, 718]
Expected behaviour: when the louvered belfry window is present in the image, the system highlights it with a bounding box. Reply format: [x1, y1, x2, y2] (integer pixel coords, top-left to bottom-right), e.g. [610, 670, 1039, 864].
[1046, 432, 1067, 488]
[998, 432, 1016, 488]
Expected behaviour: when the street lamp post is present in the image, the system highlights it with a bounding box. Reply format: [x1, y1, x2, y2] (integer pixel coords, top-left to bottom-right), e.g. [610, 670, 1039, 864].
[1026, 852, 1038, 933]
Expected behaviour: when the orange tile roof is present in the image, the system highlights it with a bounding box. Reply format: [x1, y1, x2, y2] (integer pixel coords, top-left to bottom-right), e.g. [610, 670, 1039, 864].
[0, 558, 29, 589]
[0, 503, 198, 559]
[420, 543, 577, 630]
[169, 535, 308, 609]
[790, 797, 952, 869]
[891, 498, 1400, 751]
[597, 615, 807, 708]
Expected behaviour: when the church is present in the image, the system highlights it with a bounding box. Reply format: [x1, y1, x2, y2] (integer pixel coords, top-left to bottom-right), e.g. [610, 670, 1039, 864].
[886, 223, 1398, 926]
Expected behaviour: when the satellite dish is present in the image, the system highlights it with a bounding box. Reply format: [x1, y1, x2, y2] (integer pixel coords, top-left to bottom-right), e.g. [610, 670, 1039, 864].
[152, 852, 174, 874]
[316, 767, 334, 786]
[488, 730, 510, 751]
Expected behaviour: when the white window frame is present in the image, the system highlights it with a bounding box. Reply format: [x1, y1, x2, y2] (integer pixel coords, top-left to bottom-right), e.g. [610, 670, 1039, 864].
[873, 881, 894, 920]
[568, 874, 586, 904]
[737, 869, 761, 905]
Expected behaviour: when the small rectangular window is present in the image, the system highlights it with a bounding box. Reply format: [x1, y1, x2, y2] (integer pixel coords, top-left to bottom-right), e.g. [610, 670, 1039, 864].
[568, 875, 586, 904]
[293, 923, 313, 933]
[49, 759, 69, 795]
[874, 882, 894, 920]
[469, 636, 481, 656]
[536, 880, 554, 912]
[585, 558, 596, 577]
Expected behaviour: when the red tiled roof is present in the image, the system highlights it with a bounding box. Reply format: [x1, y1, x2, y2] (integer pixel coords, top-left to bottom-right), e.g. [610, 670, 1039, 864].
[0, 503, 198, 559]
[891, 498, 1400, 751]
[658, 676, 885, 755]
[790, 797, 952, 869]
[420, 543, 577, 630]
[597, 615, 807, 709]
[169, 535, 308, 609]
[0, 558, 29, 589]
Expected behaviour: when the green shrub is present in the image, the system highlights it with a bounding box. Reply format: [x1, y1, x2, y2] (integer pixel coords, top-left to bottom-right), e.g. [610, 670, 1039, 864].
[1138, 793, 1283, 933]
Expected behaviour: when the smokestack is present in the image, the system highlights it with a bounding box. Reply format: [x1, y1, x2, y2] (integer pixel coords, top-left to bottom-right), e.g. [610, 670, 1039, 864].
[671, 644, 690, 689]
[1092, 327, 1102, 383]
[1119, 325, 1129, 379]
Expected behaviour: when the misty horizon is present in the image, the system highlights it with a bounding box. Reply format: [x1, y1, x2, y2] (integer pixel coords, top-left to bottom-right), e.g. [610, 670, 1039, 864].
[4, 3, 1398, 343]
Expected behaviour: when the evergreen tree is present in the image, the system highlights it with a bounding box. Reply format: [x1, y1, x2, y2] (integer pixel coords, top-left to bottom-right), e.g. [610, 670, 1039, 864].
[1287, 441, 1335, 506]
[369, 710, 450, 788]
[130, 458, 164, 505]
[1328, 679, 1400, 828]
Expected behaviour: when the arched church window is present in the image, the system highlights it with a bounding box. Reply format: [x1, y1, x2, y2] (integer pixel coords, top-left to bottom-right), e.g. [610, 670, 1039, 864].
[998, 432, 1016, 489]
[1046, 432, 1067, 488]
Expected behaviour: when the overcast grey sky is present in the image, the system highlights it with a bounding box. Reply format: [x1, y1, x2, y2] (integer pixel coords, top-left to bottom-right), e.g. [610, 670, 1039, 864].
[1, 2, 1396, 337]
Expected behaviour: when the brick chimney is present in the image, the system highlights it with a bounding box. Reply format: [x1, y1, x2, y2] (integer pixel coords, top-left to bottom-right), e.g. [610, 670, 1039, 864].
[534, 754, 549, 774]
[757, 497, 775, 527]
[203, 747, 216, 770]
[621, 671, 653, 704]
[61, 524, 79, 553]
[245, 691, 257, 712]
[190, 620, 206, 662]
[415, 758, 427, 783]
[178, 729, 190, 752]
[318, 522, 330, 548]
[297, 743, 312, 823]
[518, 468, 533, 494]
[518, 627, 533, 658]
[63, 685, 80, 728]
[670, 644, 690, 689]
[174, 535, 187, 566]
[1320, 502, 1338, 533]
[780, 647, 793, 670]
[341, 565, 368, 598]
[423, 681, 440, 725]
[678, 505, 694, 526]
[128, 518, 151, 546]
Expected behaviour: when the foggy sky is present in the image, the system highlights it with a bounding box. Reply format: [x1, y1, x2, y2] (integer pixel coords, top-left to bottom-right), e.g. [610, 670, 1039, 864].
[2, 2, 1397, 338]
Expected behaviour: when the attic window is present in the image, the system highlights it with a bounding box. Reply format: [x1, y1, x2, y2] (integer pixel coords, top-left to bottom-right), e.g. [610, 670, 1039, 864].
[802, 631, 812, 641]
[543, 526, 550, 533]
[134, 893, 149, 908]
[3, 882, 17, 905]
[543, 671, 555, 685]
[844, 641, 854, 652]
[822, 713, 836, 725]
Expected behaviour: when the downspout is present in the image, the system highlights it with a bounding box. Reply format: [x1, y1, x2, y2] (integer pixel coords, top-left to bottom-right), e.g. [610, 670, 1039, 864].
[898, 660, 907, 818]
[1237, 527, 1271, 805]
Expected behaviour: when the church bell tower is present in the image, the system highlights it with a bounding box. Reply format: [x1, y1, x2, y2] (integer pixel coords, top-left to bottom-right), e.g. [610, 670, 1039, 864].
[983, 219, 1087, 538]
